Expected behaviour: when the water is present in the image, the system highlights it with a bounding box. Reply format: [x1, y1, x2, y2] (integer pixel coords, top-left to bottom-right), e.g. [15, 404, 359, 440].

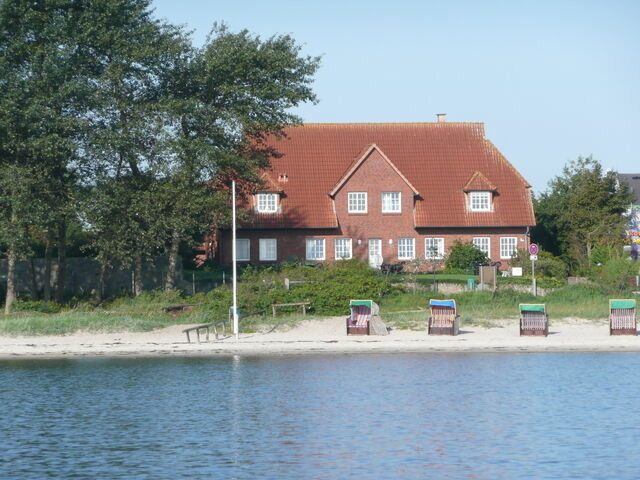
[2, 353, 640, 479]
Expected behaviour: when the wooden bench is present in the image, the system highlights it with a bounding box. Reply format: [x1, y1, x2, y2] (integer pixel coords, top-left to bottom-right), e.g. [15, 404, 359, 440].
[182, 321, 226, 343]
[271, 302, 311, 317]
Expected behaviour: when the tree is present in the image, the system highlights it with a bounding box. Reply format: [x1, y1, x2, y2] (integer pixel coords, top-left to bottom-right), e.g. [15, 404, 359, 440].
[444, 240, 487, 272]
[155, 25, 320, 290]
[532, 156, 632, 270]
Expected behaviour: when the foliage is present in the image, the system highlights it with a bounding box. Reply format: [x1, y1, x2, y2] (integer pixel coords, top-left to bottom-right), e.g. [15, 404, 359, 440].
[589, 256, 639, 294]
[444, 240, 487, 271]
[533, 156, 632, 270]
[509, 248, 568, 279]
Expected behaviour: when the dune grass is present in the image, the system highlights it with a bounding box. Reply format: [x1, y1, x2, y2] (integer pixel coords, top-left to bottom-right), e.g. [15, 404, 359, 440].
[0, 283, 631, 335]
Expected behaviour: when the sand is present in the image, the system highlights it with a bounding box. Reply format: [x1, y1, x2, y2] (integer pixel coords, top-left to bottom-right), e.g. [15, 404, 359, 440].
[1, 317, 639, 359]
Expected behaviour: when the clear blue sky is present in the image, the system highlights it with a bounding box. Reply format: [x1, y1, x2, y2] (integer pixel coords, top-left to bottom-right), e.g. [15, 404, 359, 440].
[151, 0, 640, 194]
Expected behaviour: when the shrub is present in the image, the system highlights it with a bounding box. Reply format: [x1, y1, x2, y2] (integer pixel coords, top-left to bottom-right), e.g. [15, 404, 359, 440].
[589, 257, 639, 294]
[510, 248, 568, 279]
[445, 240, 487, 271]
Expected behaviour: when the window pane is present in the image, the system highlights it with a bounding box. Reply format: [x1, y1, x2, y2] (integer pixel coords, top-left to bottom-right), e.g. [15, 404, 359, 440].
[306, 239, 325, 260]
[398, 237, 415, 259]
[259, 239, 277, 261]
[382, 192, 401, 212]
[236, 239, 250, 261]
[470, 191, 491, 212]
[500, 237, 517, 259]
[335, 238, 352, 259]
[257, 193, 278, 213]
[348, 192, 367, 213]
[425, 238, 444, 259]
[472, 237, 490, 256]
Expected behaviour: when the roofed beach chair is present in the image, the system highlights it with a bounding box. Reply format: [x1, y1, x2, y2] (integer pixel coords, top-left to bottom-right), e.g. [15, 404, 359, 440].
[428, 299, 460, 335]
[346, 300, 379, 335]
[609, 299, 637, 336]
[519, 304, 549, 336]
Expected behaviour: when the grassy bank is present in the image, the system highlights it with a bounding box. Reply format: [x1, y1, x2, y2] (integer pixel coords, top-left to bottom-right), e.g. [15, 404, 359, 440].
[0, 283, 625, 336]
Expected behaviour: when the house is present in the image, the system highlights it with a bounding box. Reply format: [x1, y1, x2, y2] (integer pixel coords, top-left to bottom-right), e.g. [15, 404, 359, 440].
[217, 116, 536, 269]
[617, 173, 640, 259]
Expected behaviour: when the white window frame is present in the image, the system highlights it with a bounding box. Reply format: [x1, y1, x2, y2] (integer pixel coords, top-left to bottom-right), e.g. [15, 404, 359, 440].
[305, 238, 325, 261]
[256, 193, 278, 213]
[381, 192, 401, 213]
[425, 238, 445, 259]
[259, 238, 277, 261]
[236, 239, 250, 261]
[334, 238, 353, 260]
[473, 237, 491, 257]
[398, 237, 415, 260]
[347, 192, 367, 213]
[469, 191, 492, 212]
[500, 237, 518, 259]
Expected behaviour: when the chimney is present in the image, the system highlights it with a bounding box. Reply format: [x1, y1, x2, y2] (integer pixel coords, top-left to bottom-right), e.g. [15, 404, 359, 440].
[278, 173, 288, 183]
[436, 113, 447, 123]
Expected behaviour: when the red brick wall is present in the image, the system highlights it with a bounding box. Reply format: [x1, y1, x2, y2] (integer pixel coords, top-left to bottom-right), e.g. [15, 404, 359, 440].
[218, 150, 530, 268]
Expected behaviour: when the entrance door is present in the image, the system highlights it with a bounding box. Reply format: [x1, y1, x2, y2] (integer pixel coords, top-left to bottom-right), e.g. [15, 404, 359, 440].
[368, 239, 383, 269]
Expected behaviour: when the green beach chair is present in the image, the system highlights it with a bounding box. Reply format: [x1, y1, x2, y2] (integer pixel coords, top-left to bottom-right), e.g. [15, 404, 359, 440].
[428, 299, 460, 335]
[519, 304, 549, 336]
[346, 300, 379, 335]
[609, 299, 637, 336]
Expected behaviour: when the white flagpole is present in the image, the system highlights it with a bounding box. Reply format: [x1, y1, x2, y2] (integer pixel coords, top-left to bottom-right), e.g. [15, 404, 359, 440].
[232, 180, 239, 340]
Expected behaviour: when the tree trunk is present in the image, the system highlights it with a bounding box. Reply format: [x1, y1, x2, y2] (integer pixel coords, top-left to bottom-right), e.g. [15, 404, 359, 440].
[43, 229, 53, 301]
[134, 255, 143, 296]
[29, 257, 39, 300]
[54, 221, 67, 303]
[4, 243, 17, 315]
[164, 230, 181, 292]
[96, 261, 107, 303]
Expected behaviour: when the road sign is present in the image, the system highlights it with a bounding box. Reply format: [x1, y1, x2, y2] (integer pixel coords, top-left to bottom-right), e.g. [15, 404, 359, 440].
[530, 254, 538, 261]
[529, 243, 539, 255]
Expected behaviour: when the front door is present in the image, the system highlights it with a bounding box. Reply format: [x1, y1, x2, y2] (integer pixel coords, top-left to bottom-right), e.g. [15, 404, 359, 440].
[368, 239, 383, 269]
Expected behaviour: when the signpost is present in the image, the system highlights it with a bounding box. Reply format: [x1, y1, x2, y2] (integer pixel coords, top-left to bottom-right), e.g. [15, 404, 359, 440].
[529, 243, 538, 296]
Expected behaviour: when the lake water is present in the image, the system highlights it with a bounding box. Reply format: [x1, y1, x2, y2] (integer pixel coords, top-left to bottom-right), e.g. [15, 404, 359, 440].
[2, 353, 639, 479]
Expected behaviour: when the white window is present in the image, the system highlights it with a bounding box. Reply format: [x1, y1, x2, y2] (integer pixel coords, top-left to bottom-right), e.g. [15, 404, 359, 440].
[500, 237, 518, 259]
[398, 237, 415, 260]
[236, 239, 250, 261]
[473, 237, 490, 257]
[256, 193, 278, 213]
[348, 192, 367, 213]
[382, 192, 401, 213]
[469, 191, 491, 212]
[425, 238, 445, 259]
[334, 238, 353, 260]
[259, 238, 277, 261]
[306, 238, 325, 261]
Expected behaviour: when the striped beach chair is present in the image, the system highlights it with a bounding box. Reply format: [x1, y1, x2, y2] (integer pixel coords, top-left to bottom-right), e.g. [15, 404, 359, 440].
[609, 299, 637, 336]
[428, 299, 460, 335]
[346, 300, 379, 335]
[519, 304, 549, 336]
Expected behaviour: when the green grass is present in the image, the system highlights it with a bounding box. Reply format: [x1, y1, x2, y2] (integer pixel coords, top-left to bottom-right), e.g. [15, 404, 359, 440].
[0, 283, 630, 336]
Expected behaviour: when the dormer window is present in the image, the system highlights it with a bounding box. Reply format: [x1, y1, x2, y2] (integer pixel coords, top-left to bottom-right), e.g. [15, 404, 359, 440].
[256, 193, 278, 213]
[469, 191, 492, 212]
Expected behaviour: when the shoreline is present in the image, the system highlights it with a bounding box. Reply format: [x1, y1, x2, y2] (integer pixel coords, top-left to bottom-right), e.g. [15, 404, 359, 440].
[1, 316, 639, 360]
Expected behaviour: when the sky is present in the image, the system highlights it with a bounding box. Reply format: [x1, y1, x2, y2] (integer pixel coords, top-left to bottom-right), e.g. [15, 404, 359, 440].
[151, 0, 640, 194]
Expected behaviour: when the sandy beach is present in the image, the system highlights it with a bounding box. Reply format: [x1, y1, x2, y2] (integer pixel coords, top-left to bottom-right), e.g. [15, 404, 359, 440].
[0, 316, 639, 359]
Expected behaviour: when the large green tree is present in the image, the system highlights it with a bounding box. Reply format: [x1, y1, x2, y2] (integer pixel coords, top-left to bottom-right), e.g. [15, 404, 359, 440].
[532, 156, 632, 270]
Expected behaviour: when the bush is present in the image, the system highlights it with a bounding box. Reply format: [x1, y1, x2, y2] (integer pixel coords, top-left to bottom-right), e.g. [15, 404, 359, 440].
[510, 248, 568, 279]
[444, 240, 487, 271]
[589, 257, 639, 293]
[202, 259, 395, 317]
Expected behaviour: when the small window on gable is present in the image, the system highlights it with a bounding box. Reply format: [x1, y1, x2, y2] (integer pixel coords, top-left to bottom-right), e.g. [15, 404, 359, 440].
[348, 192, 367, 213]
[469, 191, 492, 212]
[256, 193, 278, 213]
[382, 192, 401, 213]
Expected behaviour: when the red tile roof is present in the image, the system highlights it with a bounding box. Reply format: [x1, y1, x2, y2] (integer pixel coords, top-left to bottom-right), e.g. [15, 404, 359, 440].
[245, 122, 535, 229]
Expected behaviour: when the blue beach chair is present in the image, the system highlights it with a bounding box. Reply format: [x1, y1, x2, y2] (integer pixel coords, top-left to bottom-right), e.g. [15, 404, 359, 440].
[428, 299, 460, 335]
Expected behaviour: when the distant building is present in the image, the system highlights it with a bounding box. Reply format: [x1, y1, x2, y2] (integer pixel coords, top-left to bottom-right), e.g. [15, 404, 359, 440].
[617, 173, 640, 260]
[216, 118, 536, 269]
